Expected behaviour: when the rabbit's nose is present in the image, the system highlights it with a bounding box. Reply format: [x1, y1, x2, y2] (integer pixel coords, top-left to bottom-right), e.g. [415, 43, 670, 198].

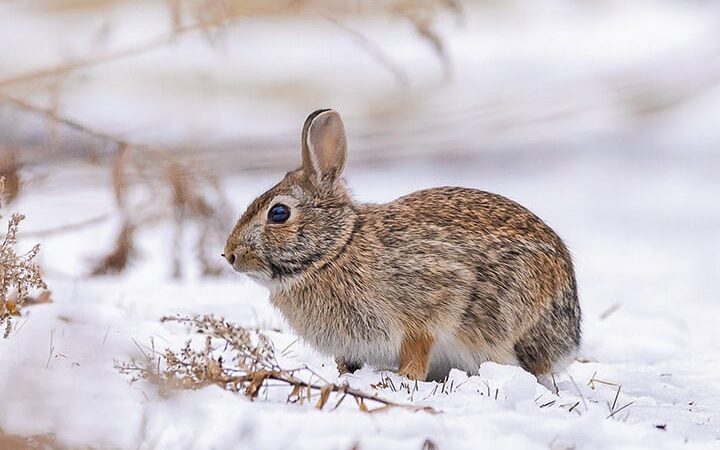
[223, 252, 236, 266]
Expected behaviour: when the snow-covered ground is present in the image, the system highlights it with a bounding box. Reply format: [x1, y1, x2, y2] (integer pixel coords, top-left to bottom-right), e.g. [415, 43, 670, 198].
[2, 149, 719, 449]
[1, 0, 720, 448]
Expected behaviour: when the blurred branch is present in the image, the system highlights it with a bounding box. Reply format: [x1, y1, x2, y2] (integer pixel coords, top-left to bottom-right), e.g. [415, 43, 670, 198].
[0, 9, 249, 89]
[403, 14, 451, 81]
[0, 1, 459, 90]
[390, 0, 462, 82]
[323, 15, 409, 86]
[0, 93, 230, 278]
[22, 213, 111, 238]
[0, 94, 140, 152]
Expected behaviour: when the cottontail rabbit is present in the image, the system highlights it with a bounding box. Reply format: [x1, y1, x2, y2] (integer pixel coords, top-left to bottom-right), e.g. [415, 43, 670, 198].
[225, 109, 581, 381]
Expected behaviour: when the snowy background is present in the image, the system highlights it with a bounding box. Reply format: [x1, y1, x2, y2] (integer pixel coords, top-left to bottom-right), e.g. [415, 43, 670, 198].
[1, 0, 720, 449]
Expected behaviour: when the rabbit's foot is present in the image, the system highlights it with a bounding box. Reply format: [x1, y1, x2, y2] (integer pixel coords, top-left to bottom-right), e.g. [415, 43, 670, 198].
[335, 356, 363, 375]
[398, 331, 434, 381]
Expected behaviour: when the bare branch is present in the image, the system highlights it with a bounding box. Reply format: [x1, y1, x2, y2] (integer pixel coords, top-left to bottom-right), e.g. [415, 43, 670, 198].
[118, 314, 437, 414]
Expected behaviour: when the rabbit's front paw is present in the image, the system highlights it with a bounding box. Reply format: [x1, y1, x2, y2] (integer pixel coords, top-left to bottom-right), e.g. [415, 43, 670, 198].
[398, 331, 434, 381]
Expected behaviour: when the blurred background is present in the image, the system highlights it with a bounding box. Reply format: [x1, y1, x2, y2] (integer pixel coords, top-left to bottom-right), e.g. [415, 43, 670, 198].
[1, 0, 719, 313]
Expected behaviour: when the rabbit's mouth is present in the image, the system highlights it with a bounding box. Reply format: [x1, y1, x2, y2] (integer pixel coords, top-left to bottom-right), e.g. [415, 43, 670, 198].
[228, 261, 275, 287]
[224, 241, 265, 271]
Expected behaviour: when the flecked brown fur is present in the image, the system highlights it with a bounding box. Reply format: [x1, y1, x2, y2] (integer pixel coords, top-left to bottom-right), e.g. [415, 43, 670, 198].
[225, 109, 581, 381]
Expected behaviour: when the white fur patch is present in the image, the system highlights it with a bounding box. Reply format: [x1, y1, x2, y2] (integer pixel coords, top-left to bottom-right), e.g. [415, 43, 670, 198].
[427, 332, 518, 381]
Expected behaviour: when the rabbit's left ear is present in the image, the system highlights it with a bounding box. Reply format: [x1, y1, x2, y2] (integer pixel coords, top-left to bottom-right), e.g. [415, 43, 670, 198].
[301, 109, 347, 184]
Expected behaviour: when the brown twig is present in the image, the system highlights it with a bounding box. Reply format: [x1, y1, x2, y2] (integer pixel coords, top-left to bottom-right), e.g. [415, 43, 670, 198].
[118, 314, 437, 414]
[246, 369, 434, 413]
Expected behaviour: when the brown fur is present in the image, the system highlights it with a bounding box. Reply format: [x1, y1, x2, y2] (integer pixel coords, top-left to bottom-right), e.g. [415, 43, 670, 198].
[399, 331, 435, 380]
[225, 109, 581, 381]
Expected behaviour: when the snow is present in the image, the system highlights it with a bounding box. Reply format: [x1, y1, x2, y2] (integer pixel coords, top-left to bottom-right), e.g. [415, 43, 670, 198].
[2, 0, 720, 448]
[2, 150, 719, 449]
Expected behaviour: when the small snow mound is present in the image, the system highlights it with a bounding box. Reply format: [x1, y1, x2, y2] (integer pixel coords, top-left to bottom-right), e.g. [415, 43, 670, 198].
[477, 362, 539, 408]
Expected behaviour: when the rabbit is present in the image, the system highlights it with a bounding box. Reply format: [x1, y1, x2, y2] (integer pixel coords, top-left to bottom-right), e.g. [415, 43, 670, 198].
[224, 109, 581, 381]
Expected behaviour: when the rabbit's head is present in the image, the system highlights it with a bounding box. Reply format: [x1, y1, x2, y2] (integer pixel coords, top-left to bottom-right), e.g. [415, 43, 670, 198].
[224, 109, 358, 286]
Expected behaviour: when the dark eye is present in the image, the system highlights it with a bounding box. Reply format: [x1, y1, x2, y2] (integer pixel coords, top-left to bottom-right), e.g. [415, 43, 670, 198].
[268, 204, 290, 224]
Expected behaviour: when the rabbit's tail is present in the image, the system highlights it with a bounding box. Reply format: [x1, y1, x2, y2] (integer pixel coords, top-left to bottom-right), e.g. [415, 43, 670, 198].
[512, 278, 581, 375]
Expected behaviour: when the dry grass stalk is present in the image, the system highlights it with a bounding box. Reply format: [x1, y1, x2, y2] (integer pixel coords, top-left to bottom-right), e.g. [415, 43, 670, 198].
[90, 221, 135, 276]
[391, 0, 462, 81]
[0, 150, 21, 205]
[1, 94, 230, 278]
[117, 314, 436, 414]
[99, 148, 231, 278]
[0, 178, 47, 338]
[323, 16, 410, 86]
[586, 371, 635, 421]
[112, 143, 129, 212]
[98, 149, 230, 278]
[166, 157, 227, 278]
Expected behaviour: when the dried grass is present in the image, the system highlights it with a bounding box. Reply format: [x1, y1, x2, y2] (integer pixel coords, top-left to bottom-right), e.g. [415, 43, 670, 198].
[117, 314, 436, 414]
[129, 151, 227, 277]
[90, 148, 230, 278]
[588, 371, 635, 421]
[0, 430, 65, 450]
[0, 178, 47, 338]
[90, 220, 135, 275]
[0, 150, 21, 205]
[0, 96, 230, 278]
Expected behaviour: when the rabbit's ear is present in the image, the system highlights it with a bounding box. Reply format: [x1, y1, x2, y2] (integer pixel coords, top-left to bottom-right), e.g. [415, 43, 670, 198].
[301, 109, 347, 183]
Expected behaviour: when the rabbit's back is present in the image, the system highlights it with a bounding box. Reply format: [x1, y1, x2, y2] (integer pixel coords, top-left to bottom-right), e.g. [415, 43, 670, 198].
[381, 187, 563, 246]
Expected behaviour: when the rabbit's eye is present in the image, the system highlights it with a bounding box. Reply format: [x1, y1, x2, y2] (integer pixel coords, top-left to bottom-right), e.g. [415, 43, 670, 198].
[268, 204, 290, 224]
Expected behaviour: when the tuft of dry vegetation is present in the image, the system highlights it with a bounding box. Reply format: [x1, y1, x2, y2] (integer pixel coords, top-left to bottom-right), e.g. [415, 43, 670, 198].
[3, 96, 232, 279]
[117, 314, 436, 414]
[0, 178, 47, 338]
[95, 146, 230, 277]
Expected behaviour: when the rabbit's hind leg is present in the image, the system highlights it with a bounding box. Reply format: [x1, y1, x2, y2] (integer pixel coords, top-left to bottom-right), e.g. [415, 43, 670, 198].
[513, 287, 581, 376]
